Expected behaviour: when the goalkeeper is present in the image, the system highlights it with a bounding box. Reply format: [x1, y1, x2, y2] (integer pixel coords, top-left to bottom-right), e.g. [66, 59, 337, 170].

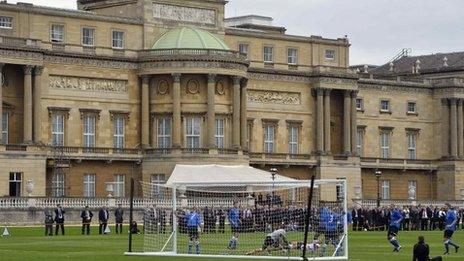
[186, 208, 202, 255]
[246, 225, 289, 255]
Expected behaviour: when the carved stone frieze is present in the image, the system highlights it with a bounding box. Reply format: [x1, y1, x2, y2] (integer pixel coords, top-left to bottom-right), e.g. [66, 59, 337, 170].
[49, 75, 128, 93]
[248, 72, 310, 83]
[153, 3, 215, 25]
[139, 60, 248, 72]
[45, 55, 137, 69]
[248, 90, 301, 105]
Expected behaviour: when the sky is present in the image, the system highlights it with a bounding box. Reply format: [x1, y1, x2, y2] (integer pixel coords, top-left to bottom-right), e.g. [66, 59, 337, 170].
[7, 0, 464, 65]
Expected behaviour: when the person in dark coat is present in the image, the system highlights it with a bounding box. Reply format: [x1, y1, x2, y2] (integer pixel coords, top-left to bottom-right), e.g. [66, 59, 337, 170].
[44, 209, 54, 236]
[115, 204, 124, 234]
[80, 206, 93, 235]
[99, 205, 110, 234]
[54, 204, 65, 235]
[413, 236, 442, 261]
[218, 207, 226, 233]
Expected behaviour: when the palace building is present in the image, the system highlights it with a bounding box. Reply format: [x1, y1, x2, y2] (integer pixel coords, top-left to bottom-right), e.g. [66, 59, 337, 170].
[0, 0, 463, 202]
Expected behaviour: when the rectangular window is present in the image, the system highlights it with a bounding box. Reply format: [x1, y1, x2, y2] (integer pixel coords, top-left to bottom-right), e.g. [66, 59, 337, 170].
[82, 27, 95, 46]
[52, 114, 65, 146]
[264, 124, 275, 153]
[380, 100, 390, 112]
[83, 115, 96, 148]
[2, 112, 8, 144]
[263, 46, 274, 63]
[287, 48, 298, 65]
[114, 174, 125, 198]
[325, 50, 335, 60]
[50, 24, 64, 43]
[9, 172, 22, 197]
[407, 132, 417, 159]
[151, 174, 166, 197]
[0, 16, 13, 29]
[380, 131, 390, 158]
[186, 116, 201, 149]
[356, 98, 364, 111]
[215, 118, 225, 148]
[408, 180, 417, 200]
[157, 117, 172, 149]
[288, 125, 298, 154]
[112, 30, 124, 49]
[238, 43, 249, 58]
[51, 171, 65, 198]
[407, 102, 417, 114]
[356, 129, 364, 156]
[83, 174, 96, 198]
[246, 121, 252, 150]
[113, 116, 125, 149]
[380, 180, 390, 200]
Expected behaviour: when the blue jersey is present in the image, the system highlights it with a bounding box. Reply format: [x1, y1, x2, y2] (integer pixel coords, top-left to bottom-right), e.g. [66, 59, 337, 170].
[319, 207, 330, 228]
[229, 208, 240, 228]
[445, 210, 457, 231]
[187, 211, 201, 228]
[326, 212, 339, 231]
[389, 209, 402, 228]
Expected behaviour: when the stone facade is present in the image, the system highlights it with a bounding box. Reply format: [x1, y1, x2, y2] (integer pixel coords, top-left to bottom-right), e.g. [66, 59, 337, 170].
[0, 0, 463, 203]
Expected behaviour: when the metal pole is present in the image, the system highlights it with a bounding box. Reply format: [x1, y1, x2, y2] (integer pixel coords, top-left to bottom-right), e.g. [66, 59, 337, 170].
[376, 176, 380, 208]
[172, 187, 178, 254]
[128, 178, 134, 252]
[302, 174, 316, 261]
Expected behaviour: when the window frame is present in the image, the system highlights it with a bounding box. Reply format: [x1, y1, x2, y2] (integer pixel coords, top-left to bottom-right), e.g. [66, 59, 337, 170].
[2, 111, 8, 144]
[288, 124, 299, 154]
[238, 43, 250, 58]
[325, 49, 335, 60]
[287, 48, 298, 65]
[151, 173, 166, 198]
[380, 99, 391, 113]
[83, 173, 96, 198]
[356, 98, 364, 111]
[356, 128, 365, 156]
[380, 130, 391, 159]
[82, 27, 95, 47]
[50, 24, 65, 43]
[408, 180, 417, 200]
[263, 123, 276, 154]
[9, 172, 22, 197]
[407, 132, 417, 160]
[185, 116, 201, 149]
[263, 45, 274, 63]
[157, 117, 172, 149]
[215, 118, 225, 149]
[83, 115, 96, 148]
[407, 101, 417, 115]
[51, 114, 65, 146]
[111, 29, 125, 49]
[0, 16, 13, 29]
[113, 116, 125, 149]
[380, 180, 390, 200]
[51, 171, 65, 198]
[113, 174, 125, 198]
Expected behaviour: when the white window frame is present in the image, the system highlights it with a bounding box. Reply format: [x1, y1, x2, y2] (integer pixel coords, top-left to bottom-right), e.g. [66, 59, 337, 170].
[157, 117, 172, 149]
[83, 115, 96, 148]
[288, 125, 299, 154]
[287, 48, 298, 65]
[51, 171, 65, 198]
[356, 129, 364, 156]
[114, 174, 125, 198]
[238, 43, 249, 58]
[408, 180, 417, 200]
[82, 27, 95, 46]
[325, 49, 335, 60]
[52, 114, 65, 146]
[151, 174, 166, 197]
[0, 16, 13, 29]
[407, 132, 417, 159]
[50, 24, 64, 43]
[263, 46, 274, 63]
[2, 112, 8, 144]
[380, 180, 390, 200]
[356, 98, 364, 111]
[112, 30, 124, 49]
[407, 102, 417, 114]
[9, 172, 22, 197]
[380, 100, 390, 112]
[380, 131, 390, 159]
[113, 116, 125, 149]
[264, 124, 275, 154]
[185, 116, 201, 149]
[246, 121, 253, 150]
[83, 174, 96, 198]
[215, 118, 225, 149]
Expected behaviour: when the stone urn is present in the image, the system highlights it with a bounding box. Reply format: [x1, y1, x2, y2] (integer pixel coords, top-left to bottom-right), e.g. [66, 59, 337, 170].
[26, 179, 34, 197]
[106, 182, 114, 198]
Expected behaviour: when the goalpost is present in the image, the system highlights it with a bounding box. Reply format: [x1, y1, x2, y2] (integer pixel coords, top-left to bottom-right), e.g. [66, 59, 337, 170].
[126, 177, 348, 260]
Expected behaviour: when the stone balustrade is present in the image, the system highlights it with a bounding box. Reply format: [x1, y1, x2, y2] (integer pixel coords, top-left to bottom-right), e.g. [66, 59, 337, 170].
[359, 199, 464, 207]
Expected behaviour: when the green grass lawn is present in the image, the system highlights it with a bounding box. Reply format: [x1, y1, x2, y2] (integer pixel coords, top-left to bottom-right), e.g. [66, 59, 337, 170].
[0, 226, 463, 260]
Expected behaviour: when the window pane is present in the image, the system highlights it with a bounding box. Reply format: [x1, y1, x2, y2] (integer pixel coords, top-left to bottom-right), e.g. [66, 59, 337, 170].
[52, 114, 64, 146]
[51, 25, 64, 42]
[157, 117, 172, 149]
[82, 28, 95, 46]
[264, 46, 273, 62]
[186, 117, 201, 149]
[2, 112, 8, 144]
[83, 174, 96, 197]
[112, 31, 124, 48]
[113, 117, 125, 149]
[215, 118, 225, 148]
[114, 174, 125, 198]
[83, 116, 96, 147]
[0, 17, 13, 28]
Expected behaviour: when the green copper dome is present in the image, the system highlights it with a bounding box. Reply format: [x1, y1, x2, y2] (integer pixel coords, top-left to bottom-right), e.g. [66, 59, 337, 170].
[152, 27, 230, 50]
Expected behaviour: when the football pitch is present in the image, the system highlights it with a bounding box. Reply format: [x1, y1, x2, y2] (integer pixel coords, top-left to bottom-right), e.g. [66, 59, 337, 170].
[0, 226, 463, 260]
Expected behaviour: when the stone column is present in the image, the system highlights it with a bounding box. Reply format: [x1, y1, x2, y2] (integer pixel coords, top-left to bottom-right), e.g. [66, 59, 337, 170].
[207, 74, 216, 148]
[458, 99, 464, 157]
[23, 65, 33, 143]
[172, 73, 182, 148]
[33, 66, 44, 143]
[450, 98, 458, 158]
[316, 88, 324, 153]
[240, 79, 248, 150]
[323, 89, 331, 153]
[0, 63, 3, 144]
[351, 90, 358, 154]
[343, 90, 351, 154]
[141, 75, 150, 147]
[233, 76, 241, 149]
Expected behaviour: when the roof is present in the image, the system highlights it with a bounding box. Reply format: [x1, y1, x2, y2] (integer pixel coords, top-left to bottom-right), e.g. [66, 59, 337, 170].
[372, 51, 464, 75]
[166, 164, 297, 187]
[152, 27, 230, 50]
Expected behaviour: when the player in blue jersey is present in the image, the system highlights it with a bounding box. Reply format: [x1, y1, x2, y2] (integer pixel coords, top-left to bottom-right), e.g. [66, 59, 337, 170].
[387, 205, 403, 252]
[186, 207, 202, 254]
[228, 202, 241, 234]
[443, 203, 460, 255]
[321, 208, 341, 256]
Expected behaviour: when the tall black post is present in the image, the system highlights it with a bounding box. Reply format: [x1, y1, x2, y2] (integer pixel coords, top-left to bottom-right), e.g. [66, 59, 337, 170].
[302, 174, 316, 261]
[128, 178, 135, 252]
[376, 176, 380, 208]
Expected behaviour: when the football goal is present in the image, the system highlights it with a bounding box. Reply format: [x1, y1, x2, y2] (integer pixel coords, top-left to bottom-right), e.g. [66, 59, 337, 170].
[125, 176, 348, 260]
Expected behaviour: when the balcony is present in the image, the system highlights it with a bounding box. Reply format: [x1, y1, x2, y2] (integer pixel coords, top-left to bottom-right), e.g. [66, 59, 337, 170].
[360, 157, 436, 170]
[249, 152, 316, 166]
[0, 35, 41, 49]
[138, 48, 247, 62]
[359, 199, 463, 207]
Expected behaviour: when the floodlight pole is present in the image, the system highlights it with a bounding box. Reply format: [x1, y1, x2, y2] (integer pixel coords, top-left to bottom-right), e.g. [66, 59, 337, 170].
[270, 168, 277, 205]
[302, 174, 316, 261]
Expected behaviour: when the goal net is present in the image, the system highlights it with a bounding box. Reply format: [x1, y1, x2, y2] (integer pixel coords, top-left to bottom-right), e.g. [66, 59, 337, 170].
[127, 179, 348, 260]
